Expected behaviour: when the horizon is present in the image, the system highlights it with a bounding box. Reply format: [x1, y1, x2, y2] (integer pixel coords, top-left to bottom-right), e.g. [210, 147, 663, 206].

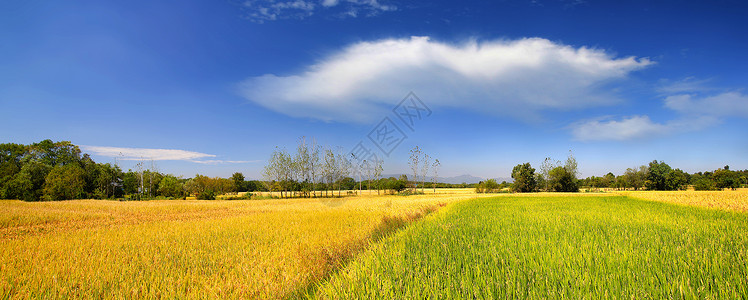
[2, 1, 747, 179]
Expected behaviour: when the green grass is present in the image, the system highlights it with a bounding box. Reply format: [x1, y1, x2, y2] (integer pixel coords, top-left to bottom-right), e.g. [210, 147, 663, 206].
[313, 195, 748, 299]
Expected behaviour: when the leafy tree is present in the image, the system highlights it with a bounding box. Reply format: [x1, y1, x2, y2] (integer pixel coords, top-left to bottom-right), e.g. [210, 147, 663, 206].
[231, 172, 246, 192]
[713, 168, 740, 190]
[43, 164, 86, 200]
[549, 166, 578, 192]
[14, 161, 51, 201]
[158, 175, 184, 198]
[645, 160, 672, 190]
[197, 189, 216, 200]
[122, 171, 140, 195]
[624, 165, 648, 190]
[27, 140, 81, 167]
[693, 177, 718, 191]
[475, 179, 500, 193]
[667, 168, 689, 191]
[0, 143, 26, 198]
[511, 163, 536, 193]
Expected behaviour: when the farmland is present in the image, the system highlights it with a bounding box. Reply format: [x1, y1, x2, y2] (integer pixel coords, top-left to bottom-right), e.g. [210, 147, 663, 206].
[2, 191, 747, 299]
[316, 194, 748, 298]
[0, 191, 486, 299]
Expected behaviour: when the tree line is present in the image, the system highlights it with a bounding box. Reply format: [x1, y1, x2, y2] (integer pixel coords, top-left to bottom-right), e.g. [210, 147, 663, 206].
[262, 138, 444, 198]
[506, 152, 747, 193]
[0, 140, 268, 201]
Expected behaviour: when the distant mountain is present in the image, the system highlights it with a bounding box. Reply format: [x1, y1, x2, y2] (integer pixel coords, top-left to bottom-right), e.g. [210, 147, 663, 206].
[378, 173, 510, 184]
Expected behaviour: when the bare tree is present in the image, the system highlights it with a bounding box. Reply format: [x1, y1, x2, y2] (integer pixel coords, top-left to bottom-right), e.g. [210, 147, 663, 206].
[421, 154, 430, 193]
[309, 138, 320, 197]
[351, 153, 362, 195]
[364, 159, 373, 195]
[335, 148, 351, 197]
[408, 146, 421, 192]
[294, 137, 311, 197]
[323, 147, 336, 197]
[374, 159, 383, 195]
[432, 159, 440, 194]
[262, 148, 281, 198]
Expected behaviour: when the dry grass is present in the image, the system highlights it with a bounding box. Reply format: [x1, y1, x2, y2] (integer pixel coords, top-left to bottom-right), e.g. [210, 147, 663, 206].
[0, 191, 484, 299]
[620, 190, 748, 212]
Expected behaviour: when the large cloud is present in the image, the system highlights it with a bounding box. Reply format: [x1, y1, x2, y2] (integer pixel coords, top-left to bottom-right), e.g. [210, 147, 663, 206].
[239, 36, 651, 122]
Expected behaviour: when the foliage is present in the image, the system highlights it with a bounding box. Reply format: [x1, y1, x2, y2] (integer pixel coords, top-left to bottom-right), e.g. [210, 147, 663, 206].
[43, 164, 86, 201]
[231, 172, 246, 192]
[158, 175, 185, 198]
[548, 166, 578, 192]
[511, 163, 536, 193]
[475, 179, 500, 193]
[196, 189, 216, 200]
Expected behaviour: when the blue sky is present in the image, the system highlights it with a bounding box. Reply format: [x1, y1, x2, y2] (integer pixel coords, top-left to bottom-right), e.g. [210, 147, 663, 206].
[1, 0, 747, 179]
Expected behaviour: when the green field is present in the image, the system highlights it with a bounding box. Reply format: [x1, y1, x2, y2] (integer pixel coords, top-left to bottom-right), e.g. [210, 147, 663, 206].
[314, 195, 748, 298]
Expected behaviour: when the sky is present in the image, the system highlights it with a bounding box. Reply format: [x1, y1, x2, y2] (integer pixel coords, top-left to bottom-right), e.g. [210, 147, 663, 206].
[1, 0, 747, 180]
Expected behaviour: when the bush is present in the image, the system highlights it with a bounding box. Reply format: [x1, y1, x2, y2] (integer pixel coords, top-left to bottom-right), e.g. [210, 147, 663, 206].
[693, 178, 718, 191]
[197, 189, 216, 200]
[224, 193, 252, 200]
[397, 190, 424, 196]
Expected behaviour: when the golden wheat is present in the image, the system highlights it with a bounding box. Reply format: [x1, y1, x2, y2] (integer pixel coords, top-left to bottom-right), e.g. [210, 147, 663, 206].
[620, 189, 748, 212]
[0, 191, 484, 299]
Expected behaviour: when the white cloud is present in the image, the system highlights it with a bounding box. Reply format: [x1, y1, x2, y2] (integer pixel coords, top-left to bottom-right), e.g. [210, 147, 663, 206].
[240, 36, 651, 122]
[570, 113, 721, 142]
[570, 116, 670, 141]
[664, 92, 748, 118]
[80, 146, 252, 164]
[243, 0, 395, 22]
[193, 159, 262, 164]
[656, 77, 713, 94]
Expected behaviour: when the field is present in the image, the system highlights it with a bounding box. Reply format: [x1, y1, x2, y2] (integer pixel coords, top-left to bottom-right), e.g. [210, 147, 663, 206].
[621, 189, 748, 212]
[316, 194, 748, 298]
[0, 191, 487, 299]
[2, 190, 747, 299]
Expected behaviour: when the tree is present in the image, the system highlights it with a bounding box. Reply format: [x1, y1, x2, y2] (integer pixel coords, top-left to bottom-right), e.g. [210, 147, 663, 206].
[13, 161, 51, 201]
[645, 160, 680, 191]
[667, 168, 689, 191]
[308, 139, 320, 197]
[431, 159, 440, 194]
[231, 172, 246, 192]
[374, 159, 383, 195]
[476, 179, 499, 193]
[0, 143, 26, 199]
[693, 177, 718, 191]
[43, 164, 86, 200]
[322, 147, 336, 197]
[511, 163, 536, 193]
[158, 175, 184, 198]
[335, 149, 351, 197]
[624, 165, 648, 190]
[420, 154, 430, 193]
[714, 168, 740, 190]
[538, 157, 558, 192]
[408, 146, 421, 192]
[548, 166, 578, 192]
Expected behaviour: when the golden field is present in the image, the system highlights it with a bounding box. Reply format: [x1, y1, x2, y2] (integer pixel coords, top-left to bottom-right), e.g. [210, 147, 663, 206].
[0, 191, 489, 299]
[621, 189, 748, 212]
[2, 188, 746, 299]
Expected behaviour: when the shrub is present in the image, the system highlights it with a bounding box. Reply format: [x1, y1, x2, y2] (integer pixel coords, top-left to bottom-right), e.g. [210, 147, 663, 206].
[197, 189, 216, 200]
